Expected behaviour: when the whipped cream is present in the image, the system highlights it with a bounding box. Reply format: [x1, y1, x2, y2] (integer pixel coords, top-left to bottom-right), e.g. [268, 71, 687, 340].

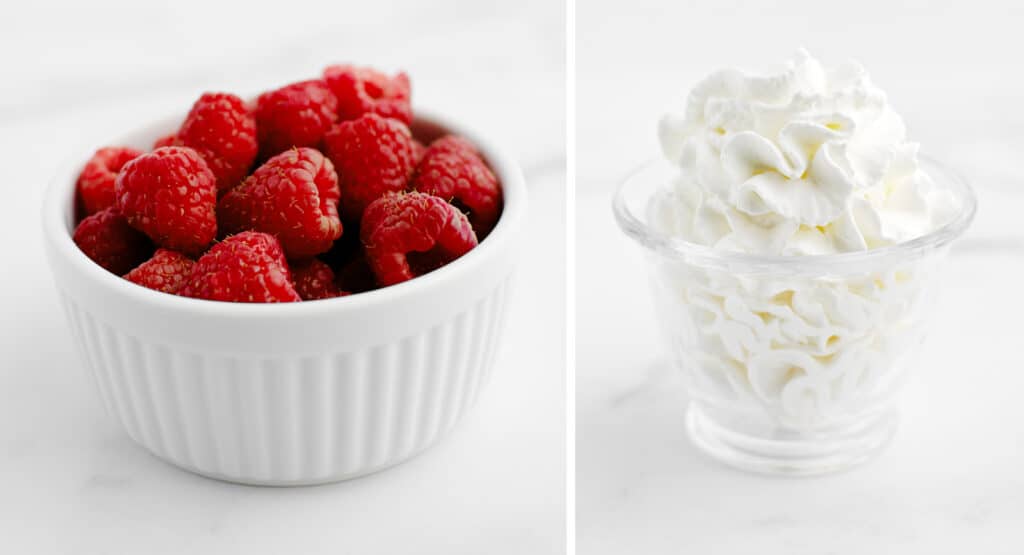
[649, 258, 937, 430]
[645, 51, 958, 431]
[653, 49, 955, 255]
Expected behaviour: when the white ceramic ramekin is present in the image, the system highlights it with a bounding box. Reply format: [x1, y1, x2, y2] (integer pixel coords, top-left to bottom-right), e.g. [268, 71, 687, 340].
[42, 111, 526, 486]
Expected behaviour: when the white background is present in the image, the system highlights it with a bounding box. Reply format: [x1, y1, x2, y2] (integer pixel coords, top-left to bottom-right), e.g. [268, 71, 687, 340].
[8, 0, 1024, 552]
[577, 1, 1024, 554]
[0, 1, 565, 553]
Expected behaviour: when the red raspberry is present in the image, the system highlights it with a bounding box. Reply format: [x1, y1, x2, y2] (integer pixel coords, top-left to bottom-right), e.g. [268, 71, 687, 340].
[411, 135, 502, 237]
[76, 147, 144, 215]
[323, 114, 416, 222]
[153, 133, 179, 149]
[411, 139, 427, 164]
[361, 192, 478, 286]
[218, 147, 342, 259]
[291, 258, 347, 300]
[124, 248, 194, 294]
[323, 64, 412, 125]
[254, 79, 338, 158]
[181, 231, 300, 303]
[177, 92, 258, 192]
[115, 146, 218, 255]
[73, 207, 152, 275]
[429, 135, 479, 155]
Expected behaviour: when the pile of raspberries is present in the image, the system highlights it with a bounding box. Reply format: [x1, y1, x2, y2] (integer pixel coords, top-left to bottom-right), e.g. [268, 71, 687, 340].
[72, 65, 503, 303]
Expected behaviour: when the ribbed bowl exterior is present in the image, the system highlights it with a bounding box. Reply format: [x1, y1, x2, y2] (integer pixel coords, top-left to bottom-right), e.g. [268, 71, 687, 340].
[57, 277, 512, 485]
[44, 111, 526, 486]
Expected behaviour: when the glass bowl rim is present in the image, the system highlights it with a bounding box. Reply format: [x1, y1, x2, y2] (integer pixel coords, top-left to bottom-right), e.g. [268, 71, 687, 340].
[612, 154, 977, 273]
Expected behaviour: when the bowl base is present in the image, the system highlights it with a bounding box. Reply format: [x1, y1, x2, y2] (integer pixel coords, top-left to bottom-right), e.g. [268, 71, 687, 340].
[141, 440, 440, 487]
[685, 403, 899, 477]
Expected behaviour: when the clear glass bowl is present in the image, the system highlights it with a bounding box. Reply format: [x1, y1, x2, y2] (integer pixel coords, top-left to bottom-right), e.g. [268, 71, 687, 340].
[613, 156, 977, 476]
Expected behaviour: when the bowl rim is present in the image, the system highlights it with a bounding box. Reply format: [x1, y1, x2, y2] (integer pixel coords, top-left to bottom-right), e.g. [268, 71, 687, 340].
[43, 108, 527, 317]
[612, 154, 976, 273]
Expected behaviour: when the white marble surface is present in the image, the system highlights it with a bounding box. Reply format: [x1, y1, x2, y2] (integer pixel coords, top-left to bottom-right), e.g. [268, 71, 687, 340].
[0, 1, 565, 553]
[577, 1, 1024, 553]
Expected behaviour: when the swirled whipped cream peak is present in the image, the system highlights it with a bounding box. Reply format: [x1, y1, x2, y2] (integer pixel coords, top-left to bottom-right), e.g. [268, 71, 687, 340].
[653, 49, 957, 255]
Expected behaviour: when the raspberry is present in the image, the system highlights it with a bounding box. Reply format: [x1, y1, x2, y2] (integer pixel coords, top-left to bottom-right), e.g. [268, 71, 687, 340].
[429, 135, 479, 155]
[360, 192, 478, 286]
[218, 147, 342, 259]
[153, 133, 179, 149]
[177, 92, 258, 192]
[124, 248, 194, 294]
[76, 147, 144, 215]
[323, 65, 412, 125]
[292, 258, 347, 300]
[411, 135, 502, 237]
[73, 207, 153, 275]
[254, 80, 338, 158]
[412, 139, 427, 164]
[115, 146, 218, 255]
[181, 231, 300, 303]
[323, 114, 416, 222]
